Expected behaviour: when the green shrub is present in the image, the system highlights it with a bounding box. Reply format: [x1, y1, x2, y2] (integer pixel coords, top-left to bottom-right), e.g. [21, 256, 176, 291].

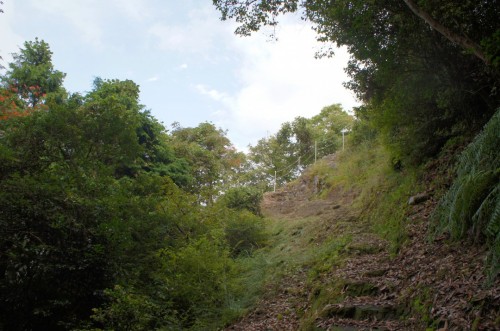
[219, 186, 263, 216]
[158, 231, 240, 329]
[224, 211, 267, 256]
[350, 105, 378, 146]
[90, 285, 179, 331]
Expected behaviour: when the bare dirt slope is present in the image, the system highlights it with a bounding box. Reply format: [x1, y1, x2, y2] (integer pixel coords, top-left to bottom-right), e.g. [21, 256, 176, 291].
[227, 155, 499, 330]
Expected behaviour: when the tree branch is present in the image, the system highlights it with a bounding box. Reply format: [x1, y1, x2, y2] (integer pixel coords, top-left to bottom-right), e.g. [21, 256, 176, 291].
[402, 0, 489, 65]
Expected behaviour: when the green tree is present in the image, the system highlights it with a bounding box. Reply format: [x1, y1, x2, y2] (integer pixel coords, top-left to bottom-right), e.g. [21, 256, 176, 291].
[213, 0, 499, 165]
[171, 122, 245, 204]
[216, 187, 267, 256]
[309, 104, 354, 155]
[0, 40, 253, 331]
[248, 135, 291, 189]
[247, 105, 354, 189]
[0, 97, 196, 330]
[0, 70, 193, 330]
[218, 186, 263, 216]
[81, 78, 143, 170]
[213, 0, 496, 65]
[401, 0, 489, 64]
[2, 38, 66, 107]
[0, 104, 116, 330]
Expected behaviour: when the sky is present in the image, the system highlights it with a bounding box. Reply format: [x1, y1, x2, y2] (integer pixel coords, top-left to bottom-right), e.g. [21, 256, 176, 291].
[1, 0, 359, 151]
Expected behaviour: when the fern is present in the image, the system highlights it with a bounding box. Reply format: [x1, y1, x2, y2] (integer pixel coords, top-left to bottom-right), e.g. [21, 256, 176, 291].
[478, 184, 500, 238]
[489, 189, 500, 233]
[432, 108, 500, 280]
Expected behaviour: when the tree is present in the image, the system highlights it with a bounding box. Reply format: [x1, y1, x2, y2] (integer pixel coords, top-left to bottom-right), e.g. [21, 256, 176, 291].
[213, 0, 496, 66]
[218, 186, 263, 216]
[247, 105, 354, 189]
[170, 122, 245, 204]
[2, 38, 66, 107]
[248, 135, 293, 189]
[0, 39, 252, 331]
[309, 104, 354, 155]
[0, 70, 195, 329]
[213, 0, 499, 164]
[402, 0, 488, 64]
[0, 102, 115, 330]
[134, 111, 193, 186]
[0, 87, 25, 121]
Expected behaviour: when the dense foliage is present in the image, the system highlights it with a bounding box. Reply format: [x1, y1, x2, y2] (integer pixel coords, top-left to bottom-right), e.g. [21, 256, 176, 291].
[0, 40, 265, 330]
[1, 0, 499, 327]
[247, 104, 354, 189]
[170, 122, 247, 204]
[214, 0, 499, 165]
[213, 0, 500, 284]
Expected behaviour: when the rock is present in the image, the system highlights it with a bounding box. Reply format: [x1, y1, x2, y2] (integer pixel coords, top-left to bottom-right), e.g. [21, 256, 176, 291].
[322, 304, 356, 318]
[322, 303, 398, 320]
[408, 192, 430, 205]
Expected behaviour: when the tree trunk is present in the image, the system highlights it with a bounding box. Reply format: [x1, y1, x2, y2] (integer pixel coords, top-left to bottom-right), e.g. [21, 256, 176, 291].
[402, 0, 489, 65]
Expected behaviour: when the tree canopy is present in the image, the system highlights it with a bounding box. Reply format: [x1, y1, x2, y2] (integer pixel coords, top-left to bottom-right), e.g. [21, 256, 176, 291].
[2, 38, 66, 107]
[0, 39, 264, 330]
[170, 122, 246, 204]
[247, 104, 354, 189]
[213, 0, 499, 164]
[1, 1, 499, 326]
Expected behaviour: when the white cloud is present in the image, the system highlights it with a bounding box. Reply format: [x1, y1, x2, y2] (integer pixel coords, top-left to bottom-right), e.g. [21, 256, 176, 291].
[211, 109, 227, 117]
[29, 0, 154, 48]
[31, 0, 105, 48]
[147, 4, 234, 55]
[177, 63, 188, 70]
[204, 20, 359, 148]
[0, 1, 24, 65]
[146, 75, 159, 82]
[148, 24, 191, 52]
[195, 84, 231, 103]
[112, 0, 152, 21]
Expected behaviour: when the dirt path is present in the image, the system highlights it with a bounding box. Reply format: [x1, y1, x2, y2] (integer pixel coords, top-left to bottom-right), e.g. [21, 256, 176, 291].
[226, 156, 499, 330]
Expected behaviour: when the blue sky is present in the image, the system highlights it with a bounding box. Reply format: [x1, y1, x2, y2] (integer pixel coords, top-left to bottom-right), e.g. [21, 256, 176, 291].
[1, 0, 358, 150]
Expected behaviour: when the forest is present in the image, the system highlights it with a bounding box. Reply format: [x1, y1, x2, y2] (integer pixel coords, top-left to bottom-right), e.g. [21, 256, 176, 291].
[0, 0, 499, 330]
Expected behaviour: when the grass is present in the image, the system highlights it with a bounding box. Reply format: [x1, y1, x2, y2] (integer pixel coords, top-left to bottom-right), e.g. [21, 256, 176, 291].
[230, 214, 351, 312]
[221, 124, 499, 329]
[431, 109, 500, 282]
[310, 140, 422, 252]
[226, 139, 421, 328]
[311, 141, 391, 194]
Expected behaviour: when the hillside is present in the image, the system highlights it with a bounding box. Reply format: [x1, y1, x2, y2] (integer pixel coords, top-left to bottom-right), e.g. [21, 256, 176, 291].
[227, 150, 499, 330]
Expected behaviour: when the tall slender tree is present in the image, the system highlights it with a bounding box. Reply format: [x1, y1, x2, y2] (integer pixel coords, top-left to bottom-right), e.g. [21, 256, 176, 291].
[2, 38, 66, 107]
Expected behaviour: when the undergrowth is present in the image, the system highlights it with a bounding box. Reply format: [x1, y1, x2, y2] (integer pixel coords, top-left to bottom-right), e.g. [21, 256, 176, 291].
[432, 108, 500, 282]
[230, 215, 352, 319]
[226, 115, 499, 328]
[229, 139, 421, 328]
[310, 140, 421, 252]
